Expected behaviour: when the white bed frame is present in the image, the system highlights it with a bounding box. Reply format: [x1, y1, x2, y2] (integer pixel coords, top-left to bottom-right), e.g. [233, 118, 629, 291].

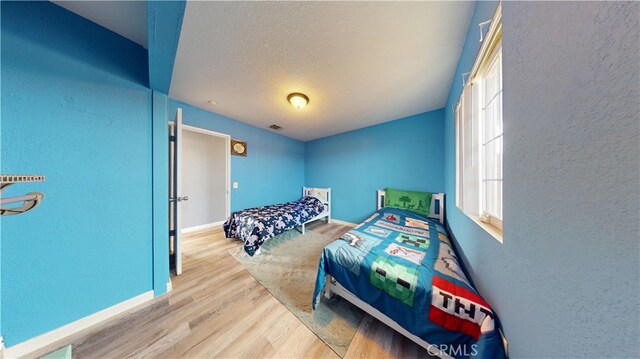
[299, 187, 331, 234]
[323, 190, 449, 358]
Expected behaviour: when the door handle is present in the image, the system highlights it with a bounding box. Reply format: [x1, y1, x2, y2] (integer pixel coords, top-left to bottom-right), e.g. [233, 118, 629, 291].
[177, 196, 189, 202]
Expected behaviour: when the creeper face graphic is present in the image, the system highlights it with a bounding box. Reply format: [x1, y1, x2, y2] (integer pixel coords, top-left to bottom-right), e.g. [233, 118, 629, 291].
[370, 256, 419, 307]
[395, 233, 430, 249]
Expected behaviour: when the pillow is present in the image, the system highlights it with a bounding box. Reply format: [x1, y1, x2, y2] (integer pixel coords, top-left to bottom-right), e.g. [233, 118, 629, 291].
[308, 188, 325, 201]
[384, 188, 432, 217]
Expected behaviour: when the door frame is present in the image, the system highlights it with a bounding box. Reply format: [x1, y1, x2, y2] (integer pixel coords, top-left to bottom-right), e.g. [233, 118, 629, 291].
[181, 124, 231, 222]
[168, 119, 231, 277]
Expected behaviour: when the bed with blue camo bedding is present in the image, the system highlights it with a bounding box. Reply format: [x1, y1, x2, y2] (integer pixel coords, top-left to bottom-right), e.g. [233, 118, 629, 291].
[312, 207, 507, 358]
[224, 196, 326, 256]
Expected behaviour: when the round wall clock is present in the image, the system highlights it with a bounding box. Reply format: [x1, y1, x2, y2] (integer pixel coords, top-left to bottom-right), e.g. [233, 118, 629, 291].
[231, 139, 247, 156]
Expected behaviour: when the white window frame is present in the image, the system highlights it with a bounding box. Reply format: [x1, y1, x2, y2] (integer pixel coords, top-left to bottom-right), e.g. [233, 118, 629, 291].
[479, 43, 503, 230]
[455, 3, 503, 242]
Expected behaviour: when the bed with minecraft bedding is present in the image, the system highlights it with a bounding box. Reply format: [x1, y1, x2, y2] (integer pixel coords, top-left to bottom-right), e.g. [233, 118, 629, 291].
[312, 207, 506, 359]
[224, 196, 326, 256]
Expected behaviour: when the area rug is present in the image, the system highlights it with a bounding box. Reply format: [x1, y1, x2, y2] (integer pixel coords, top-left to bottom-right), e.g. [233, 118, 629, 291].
[229, 229, 364, 357]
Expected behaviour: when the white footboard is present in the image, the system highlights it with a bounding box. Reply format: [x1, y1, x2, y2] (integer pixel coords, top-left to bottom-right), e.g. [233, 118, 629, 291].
[299, 187, 332, 234]
[323, 275, 450, 359]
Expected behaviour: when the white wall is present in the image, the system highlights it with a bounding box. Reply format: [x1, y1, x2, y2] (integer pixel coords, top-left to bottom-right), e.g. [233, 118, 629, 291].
[181, 130, 227, 228]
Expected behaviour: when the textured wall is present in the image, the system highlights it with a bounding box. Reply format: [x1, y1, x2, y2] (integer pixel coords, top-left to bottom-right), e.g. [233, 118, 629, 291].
[305, 110, 445, 223]
[444, 1, 639, 356]
[168, 100, 305, 211]
[1, 2, 153, 346]
[151, 91, 170, 297]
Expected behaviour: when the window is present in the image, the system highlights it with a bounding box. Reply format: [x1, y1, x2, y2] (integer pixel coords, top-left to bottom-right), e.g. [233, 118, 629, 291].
[481, 44, 503, 229]
[456, 4, 503, 241]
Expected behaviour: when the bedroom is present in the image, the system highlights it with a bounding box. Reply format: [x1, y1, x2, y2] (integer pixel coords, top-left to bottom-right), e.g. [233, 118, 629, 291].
[0, 1, 638, 358]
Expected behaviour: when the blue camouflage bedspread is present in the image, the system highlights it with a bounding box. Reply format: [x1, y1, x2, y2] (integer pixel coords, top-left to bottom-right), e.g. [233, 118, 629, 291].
[312, 208, 506, 359]
[224, 196, 326, 256]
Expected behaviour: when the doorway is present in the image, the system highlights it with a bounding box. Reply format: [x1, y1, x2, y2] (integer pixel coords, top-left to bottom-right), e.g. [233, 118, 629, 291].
[169, 108, 230, 275]
[181, 127, 230, 229]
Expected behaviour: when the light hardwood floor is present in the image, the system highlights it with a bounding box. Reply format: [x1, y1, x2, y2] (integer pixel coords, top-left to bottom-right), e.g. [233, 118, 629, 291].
[31, 222, 431, 359]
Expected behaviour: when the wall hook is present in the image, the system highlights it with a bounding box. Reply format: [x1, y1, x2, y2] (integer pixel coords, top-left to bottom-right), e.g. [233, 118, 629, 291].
[479, 19, 492, 42]
[0, 174, 45, 216]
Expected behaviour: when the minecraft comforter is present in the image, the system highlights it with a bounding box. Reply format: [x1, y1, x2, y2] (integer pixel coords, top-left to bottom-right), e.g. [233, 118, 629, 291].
[224, 196, 326, 256]
[312, 208, 506, 359]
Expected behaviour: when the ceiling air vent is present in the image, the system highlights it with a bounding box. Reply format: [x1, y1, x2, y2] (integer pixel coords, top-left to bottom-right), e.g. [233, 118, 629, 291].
[269, 124, 283, 130]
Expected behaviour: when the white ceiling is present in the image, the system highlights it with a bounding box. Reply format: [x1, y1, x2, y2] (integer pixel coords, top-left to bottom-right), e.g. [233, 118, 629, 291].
[170, 1, 475, 141]
[50, 1, 475, 141]
[52, 1, 147, 48]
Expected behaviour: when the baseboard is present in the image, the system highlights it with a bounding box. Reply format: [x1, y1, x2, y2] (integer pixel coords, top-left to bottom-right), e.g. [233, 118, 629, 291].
[2, 291, 154, 359]
[331, 219, 357, 227]
[181, 221, 224, 234]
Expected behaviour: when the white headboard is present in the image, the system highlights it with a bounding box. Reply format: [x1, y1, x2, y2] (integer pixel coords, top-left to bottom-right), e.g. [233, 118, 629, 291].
[377, 190, 445, 224]
[303, 187, 331, 215]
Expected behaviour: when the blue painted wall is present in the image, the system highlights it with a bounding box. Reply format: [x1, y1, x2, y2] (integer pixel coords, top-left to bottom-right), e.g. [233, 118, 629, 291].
[305, 111, 444, 223]
[444, 1, 639, 356]
[1, 2, 154, 346]
[148, 1, 186, 93]
[151, 91, 170, 296]
[168, 100, 305, 211]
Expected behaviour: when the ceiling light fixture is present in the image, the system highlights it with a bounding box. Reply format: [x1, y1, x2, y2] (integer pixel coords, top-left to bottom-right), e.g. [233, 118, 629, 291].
[287, 93, 309, 109]
[208, 100, 217, 106]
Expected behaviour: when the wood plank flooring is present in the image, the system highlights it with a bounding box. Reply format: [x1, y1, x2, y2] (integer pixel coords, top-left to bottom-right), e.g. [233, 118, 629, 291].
[30, 222, 431, 359]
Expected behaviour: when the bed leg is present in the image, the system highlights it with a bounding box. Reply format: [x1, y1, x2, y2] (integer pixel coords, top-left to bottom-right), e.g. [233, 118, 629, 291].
[301, 223, 306, 234]
[324, 275, 333, 299]
[327, 216, 332, 224]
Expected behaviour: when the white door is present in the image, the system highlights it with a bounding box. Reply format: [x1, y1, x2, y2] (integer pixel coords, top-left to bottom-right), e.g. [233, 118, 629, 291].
[170, 111, 230, 276]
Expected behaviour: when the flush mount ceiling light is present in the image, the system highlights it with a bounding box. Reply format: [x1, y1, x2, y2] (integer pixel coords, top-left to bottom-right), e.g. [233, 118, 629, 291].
[287, 93, 309, 109]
